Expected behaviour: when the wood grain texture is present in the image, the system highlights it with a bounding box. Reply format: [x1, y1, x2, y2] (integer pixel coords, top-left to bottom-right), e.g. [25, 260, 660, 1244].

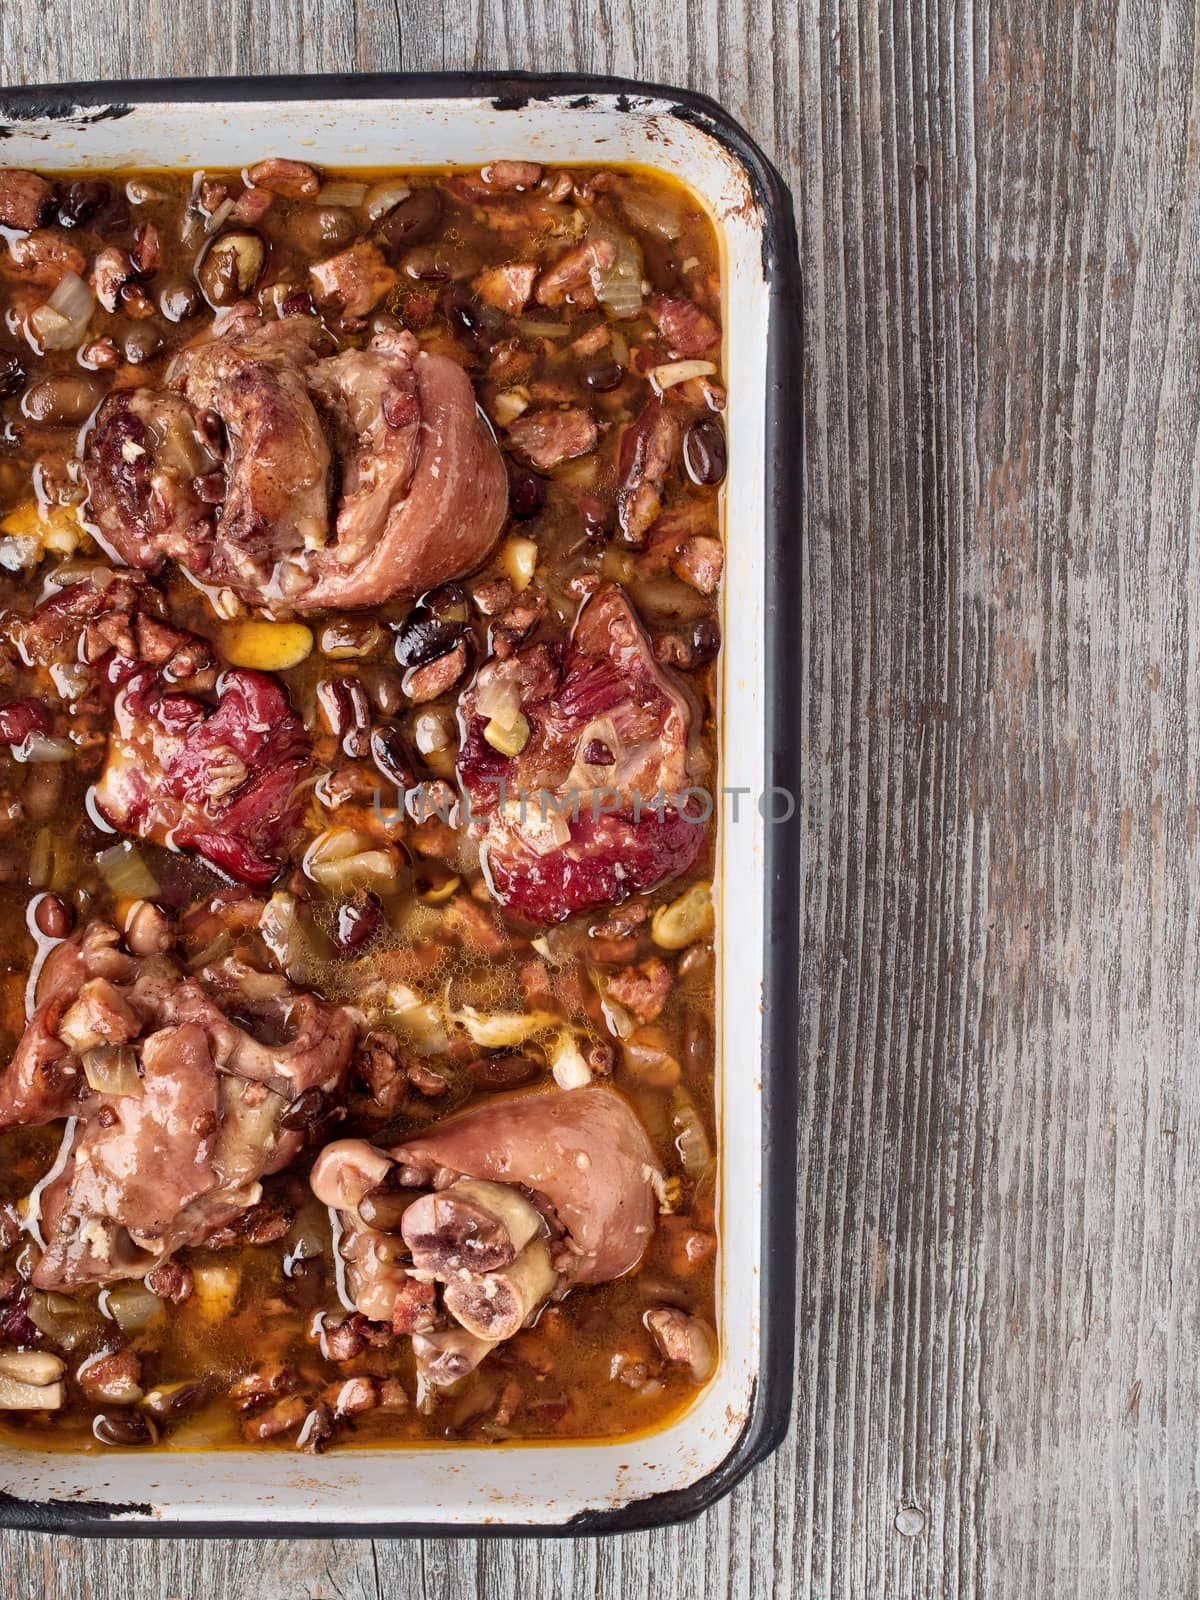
[1, 1, 1197, 1595]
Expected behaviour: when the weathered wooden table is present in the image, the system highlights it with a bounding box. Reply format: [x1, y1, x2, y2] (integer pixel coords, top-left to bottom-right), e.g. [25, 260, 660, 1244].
[2, 2, 1197, 1595]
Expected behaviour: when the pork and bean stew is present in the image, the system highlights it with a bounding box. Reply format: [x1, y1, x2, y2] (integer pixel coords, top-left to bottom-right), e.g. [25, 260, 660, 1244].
[0, 157, 725, 1452]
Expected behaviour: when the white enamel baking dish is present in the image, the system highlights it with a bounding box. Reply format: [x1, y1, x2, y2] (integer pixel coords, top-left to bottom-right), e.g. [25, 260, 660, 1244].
[0, 74, 802, 1535]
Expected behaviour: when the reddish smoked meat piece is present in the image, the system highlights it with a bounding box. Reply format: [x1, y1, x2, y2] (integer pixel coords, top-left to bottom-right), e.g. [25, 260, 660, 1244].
[457, 582, 706, 923]
[646, 293, 722, 357]
[95, 668, 311, 884]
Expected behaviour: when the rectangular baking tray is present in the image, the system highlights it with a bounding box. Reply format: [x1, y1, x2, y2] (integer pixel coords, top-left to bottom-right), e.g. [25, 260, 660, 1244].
[0, 71, 802, 1536]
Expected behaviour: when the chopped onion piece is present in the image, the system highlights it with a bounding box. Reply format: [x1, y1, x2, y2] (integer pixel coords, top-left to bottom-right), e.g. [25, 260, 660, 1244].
[26, 303, 78, 353]
[27, 1292, 93, 1352]
[386, 982, 449, 1050]
[304, 828, 398, 892]
[484, 711, 530, 757]
[14, 733, 72, 763]
[518, 319, 572, 339]
[318, 180, 368, 208]
[501, 536, 539, 593]
[365, 180, 412, 220]
[0, 535, 41, 572]
[48, 270, 95, 325]
[588, 222, 643, 319]
[99, 1282, 164, 1334]
[548, 1029, 591, 1089]
[205, 196, 235, 234]
[96, 841, 160, 899]
[650, 360, 718, 394]
[475, 676, 523, 726]
[82, 1044, 143, 1099]
[670, 1087, 714, 1178]
[491, 388, 530, 426]
[259, 891, 314, 984]
[448, 1002, 560, 1048]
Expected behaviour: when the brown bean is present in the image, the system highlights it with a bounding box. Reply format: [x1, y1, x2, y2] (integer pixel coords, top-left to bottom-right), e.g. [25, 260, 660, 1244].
[197, 230, 266, 306]
[319, 618, 386, 660]
[289, 207, 358, 255]
[92, 1409, 156, 1447]
[160, 280, 202, 321]
[33, 893, 72, 940]
[279, 1085, 329, 1132]
[357, 1183, 417, 1234]
[143, 1378, 210, 1418]
[360, 667, 403, 720]
[374, 187, 442, 259]
[21, 375, 106, 425]
[123, 326, 164, 365]
[584, 360, 624, 392]
[124, 900, 171, 956]
[467, 1052, 542, 1091]
[370, 723, 418, 789]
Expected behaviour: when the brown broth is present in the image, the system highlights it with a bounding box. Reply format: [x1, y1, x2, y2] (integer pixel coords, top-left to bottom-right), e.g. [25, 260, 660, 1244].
[0, 159, 723, 1452]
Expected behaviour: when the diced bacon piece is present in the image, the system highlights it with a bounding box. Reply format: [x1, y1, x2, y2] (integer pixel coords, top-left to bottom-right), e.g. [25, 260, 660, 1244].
[5, 230, 86, 288]
[606, 958, 671, 1023]
[245, 158, 320, 199]
[310, 241, 398, 319]
[391, 1274, 437, 1335]
[671, 534, 724, 595]
[647, 293, 721, 357]
[0, 170, 54, 230]
[506, 407, 598, 471]
[482, 161, 543, 191]
[472, 261, 538, 316]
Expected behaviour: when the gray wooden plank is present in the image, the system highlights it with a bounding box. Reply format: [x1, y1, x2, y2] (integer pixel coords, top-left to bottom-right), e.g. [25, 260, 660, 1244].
[1, 1, 1199, 1596]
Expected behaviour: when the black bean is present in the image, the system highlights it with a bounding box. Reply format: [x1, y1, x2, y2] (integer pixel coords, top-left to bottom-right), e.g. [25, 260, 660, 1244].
[584, 360, 624, 392]
[357, 1183, 414, 1233]
[683, 417, 727, 486]
[393, 611, 467, 669]
[374, 186, 442, 259]
[0, 354, 25, 400]
[419, 581, 469, 621]
[370, 723, 418, 789]
[58, 179, 109, 228]
[334, 894, 384, 953]
[279, 1086, 329, 1132]
[510, 470, 546, 519]
[92, 1410, 156, 1447]
[688, 617, 721, 665]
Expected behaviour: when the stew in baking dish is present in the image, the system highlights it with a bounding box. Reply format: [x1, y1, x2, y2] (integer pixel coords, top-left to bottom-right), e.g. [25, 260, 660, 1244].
[0, 157, 724, 1451]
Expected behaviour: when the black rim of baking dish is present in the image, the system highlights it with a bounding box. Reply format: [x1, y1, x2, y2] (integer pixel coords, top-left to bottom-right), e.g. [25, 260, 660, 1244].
[0, 69, 802, 1540]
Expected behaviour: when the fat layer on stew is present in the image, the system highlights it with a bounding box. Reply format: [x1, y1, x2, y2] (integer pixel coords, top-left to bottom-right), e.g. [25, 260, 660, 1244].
[0, 158, 724, 1451]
